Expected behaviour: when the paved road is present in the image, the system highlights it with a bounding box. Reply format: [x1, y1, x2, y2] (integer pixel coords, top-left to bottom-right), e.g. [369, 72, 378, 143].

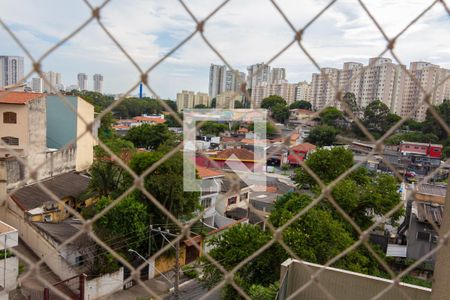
[165, 279, 220, 300]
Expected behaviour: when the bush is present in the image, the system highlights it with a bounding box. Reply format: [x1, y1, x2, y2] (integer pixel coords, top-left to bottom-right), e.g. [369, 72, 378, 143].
[182, 265, 198, 279]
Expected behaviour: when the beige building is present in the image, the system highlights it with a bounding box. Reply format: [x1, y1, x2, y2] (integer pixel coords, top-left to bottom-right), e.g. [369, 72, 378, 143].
[309, 58, 407, 113]
[309, 68, 340, 110]
[295, 81, 311, 102]
[0, 92, 96, 189]
[252, 81, 297, 107]
[358, 58, 406, 113]
[215, 91, 243, 109]
[0, 92, 46, 159]
[176, 90, 210, 112]
[401, 62, 450, 121]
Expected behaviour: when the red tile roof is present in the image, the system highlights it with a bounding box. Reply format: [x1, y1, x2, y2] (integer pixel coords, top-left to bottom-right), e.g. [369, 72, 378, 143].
[290, 143, 316, 152]
[112, 125, 130, 130]
[240, 138, 271, 145]
[0, 91, 44, 104]
[215, 148, 255, 161]
[133, 116, 166, 123]
[196, 166, 224, 178]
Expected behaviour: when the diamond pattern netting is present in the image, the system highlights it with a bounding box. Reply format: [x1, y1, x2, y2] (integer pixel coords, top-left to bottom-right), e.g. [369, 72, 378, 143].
[0, 0, 449, 299]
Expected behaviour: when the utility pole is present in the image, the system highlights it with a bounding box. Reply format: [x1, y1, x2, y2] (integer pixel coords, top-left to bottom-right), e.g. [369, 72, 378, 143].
[174, 239, 180, 300]
[151, 227, 181, 300]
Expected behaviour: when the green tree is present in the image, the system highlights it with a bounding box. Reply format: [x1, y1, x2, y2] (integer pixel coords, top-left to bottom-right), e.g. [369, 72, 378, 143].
[165, 113, 183, 128]
[422, 100, 450, 140]
[385, 132, 439, 145]
[271, 103, 289, 123]
[261, 95, 287, 110]
[194, 104, 207, 109]
[305, 125, 339, 146]
[126, 151, 200, 223]
[83, 194, 149, 275]
[210, 98, 217, 108]
[125, 123, 175, 149]
[199, 121, 228, 136]
[234, 100, 244, 109]
[289, 100, 312, 110]
[362, 100, 400, 138]
[202, 224, 285, 299]
[270, 193, 355, 263]
[88, 139, 135, 198]
[342, 92, 359, 115]
[295, 147, 354, 186]
[319, 107, 345, 127]
[294, 148, 402, 229]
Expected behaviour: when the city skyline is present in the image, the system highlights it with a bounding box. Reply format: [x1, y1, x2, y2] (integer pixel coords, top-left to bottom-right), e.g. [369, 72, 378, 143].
[1, 0, 449, 99]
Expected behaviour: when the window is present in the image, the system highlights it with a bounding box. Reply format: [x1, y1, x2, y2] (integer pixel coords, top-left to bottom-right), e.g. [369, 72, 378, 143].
[1, 136, 19, 146]
[3, 112, 17, 124]
[44, 214, 52, 222]
[228, 197, 237, 206]
[241, 192, 249, 200]
[201, 198, 212, 209]
[75, 256, 84, 267]
[417, 231, 431, 242]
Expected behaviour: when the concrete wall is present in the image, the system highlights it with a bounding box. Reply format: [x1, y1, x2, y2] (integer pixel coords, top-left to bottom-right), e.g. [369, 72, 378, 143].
[0, 256, 18, 292]
[279, 259, 431, 300]
[0, 103, 29, 157]
[85, 268, 124, 300]
[4, 199, 79, 281]
[46, 95, 77, 149]
[26, 97, 47, 163]
[75, 97, 95, 171]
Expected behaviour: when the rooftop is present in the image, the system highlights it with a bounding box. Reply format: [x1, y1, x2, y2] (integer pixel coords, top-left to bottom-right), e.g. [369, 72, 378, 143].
[416, 184, 447, 198]
[290, 142, 316, 152]
[11, 172, 90, 211]
[32, 219, 86, 245]
[0, 91, 44, 104]
[215, 148, 256, 161]
[133, 116, 166, 123]
[196, 166, 224, 179]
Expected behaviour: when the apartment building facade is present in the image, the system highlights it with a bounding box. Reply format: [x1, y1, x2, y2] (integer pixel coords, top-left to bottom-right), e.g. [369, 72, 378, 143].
[295, 81, 311, 102]
[93, 73, 104, 93]
[252, 81, 297, 108]
[176, 90, 210, 112]
[401, 62, 450, 121]
[0, 56, 24, 88]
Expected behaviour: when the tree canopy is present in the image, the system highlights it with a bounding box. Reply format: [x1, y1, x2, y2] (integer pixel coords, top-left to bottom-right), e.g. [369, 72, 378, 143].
[421, 99, 450, 140]
[202, 224, 285, 299]
[260, 95, 287, 110]
[289, 100, 312, 110]
[319, 107, 345, 127]
[126, 151, 200, 223]
[361, 100, 400, 138]
[271, 103, 290, 123]
[124, 123, 176, 150]
[199, 121, 228, 136]
[305, 125, 339, 147]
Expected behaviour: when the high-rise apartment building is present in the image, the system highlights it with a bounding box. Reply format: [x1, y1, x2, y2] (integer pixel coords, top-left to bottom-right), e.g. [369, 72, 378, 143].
[247, 63, 271, 93]
[31, 77, 43, 92]
[77, 73, 88, 91]
[252, 81, 297, 107]
[209, 64, 226, 98]
[215, 91, 243, 109]
[224, 70, 245, 93]
[295, 81, 311, 102]
[209, 64, 245, 99]
[358, 58, 406, 113]
[401, 62, 450, 121]
[176, 90, 210, 112]
[0, 56, 24, 88]
[271, 68, 286, 83]
[42, 71, 62, 93]
[308, 58, 407, 113]
[309, 68, 341, 110]
[93, 74, 104, 93]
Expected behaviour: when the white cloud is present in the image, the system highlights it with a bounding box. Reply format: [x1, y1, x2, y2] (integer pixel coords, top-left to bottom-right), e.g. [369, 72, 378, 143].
[1, 0, 449, 98]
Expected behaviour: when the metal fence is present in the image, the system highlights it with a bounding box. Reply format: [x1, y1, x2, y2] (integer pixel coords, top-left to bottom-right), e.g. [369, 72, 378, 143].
[1, 0, 450, 299]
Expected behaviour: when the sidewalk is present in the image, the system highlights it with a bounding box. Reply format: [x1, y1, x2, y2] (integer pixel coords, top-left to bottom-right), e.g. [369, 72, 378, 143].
[101, 277, 170, 300]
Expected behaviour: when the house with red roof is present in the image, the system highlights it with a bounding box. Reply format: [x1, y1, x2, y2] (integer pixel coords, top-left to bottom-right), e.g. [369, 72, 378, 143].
[287, 142, 316, 165]
[197, 148, 265, 172]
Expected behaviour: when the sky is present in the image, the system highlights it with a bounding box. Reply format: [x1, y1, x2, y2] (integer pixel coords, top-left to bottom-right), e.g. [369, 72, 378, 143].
[1, 0, 449, 100]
